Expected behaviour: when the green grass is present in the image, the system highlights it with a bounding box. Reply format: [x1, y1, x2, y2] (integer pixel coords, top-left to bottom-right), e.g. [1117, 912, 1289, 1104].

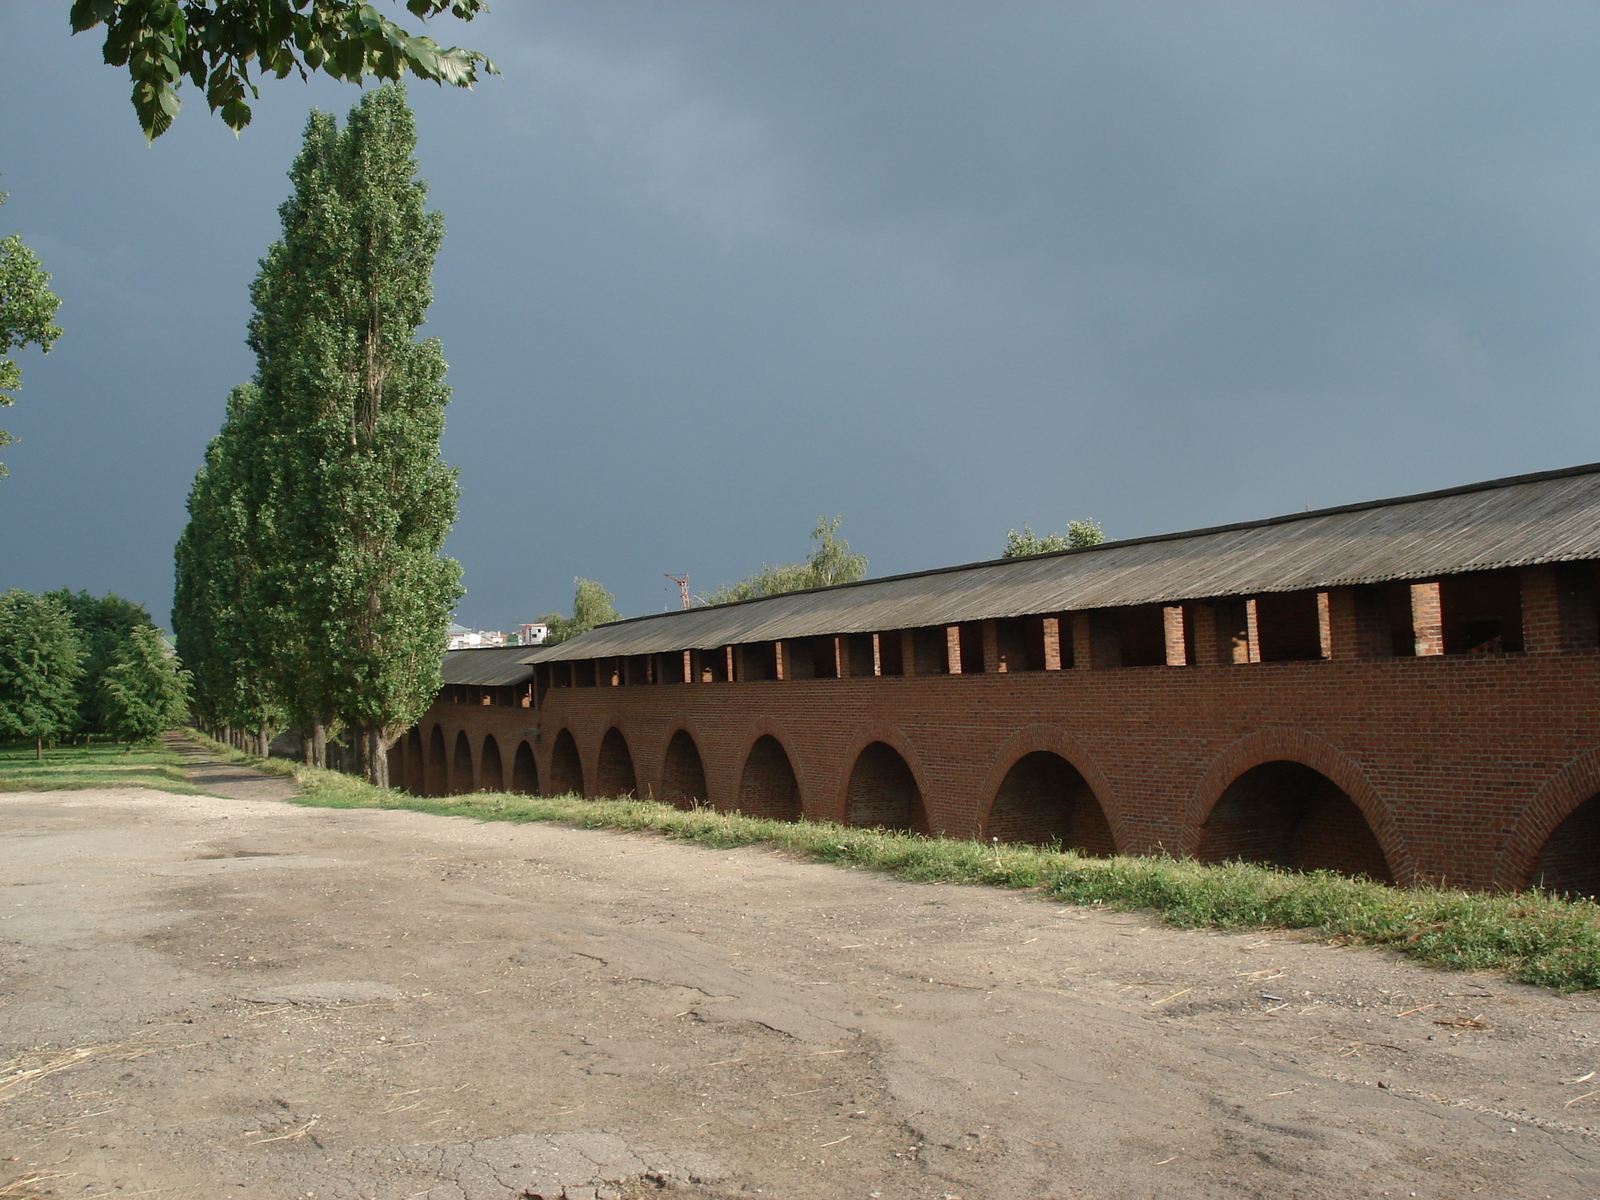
[0, 738, 204, 794]
[144, 730, 1600, 993]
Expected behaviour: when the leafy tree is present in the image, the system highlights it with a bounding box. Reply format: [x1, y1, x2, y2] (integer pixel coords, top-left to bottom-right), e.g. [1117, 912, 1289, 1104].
[98, 624, 191, 750]
[0, 188, 64, 479]
[43, 588, 156, 736]
[70, 0, 495, 143]
[0, 590, 84, 759]
[1002, 519, 1105, 558]
[699, 516, 868, 606]
[172, 384, 284, 753]
[537, 578, 621, 645]
[244, 85, 460, 784]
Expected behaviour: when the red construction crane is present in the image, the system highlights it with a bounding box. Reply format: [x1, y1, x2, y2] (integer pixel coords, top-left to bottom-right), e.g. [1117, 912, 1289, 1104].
[664, 573, 691, 610]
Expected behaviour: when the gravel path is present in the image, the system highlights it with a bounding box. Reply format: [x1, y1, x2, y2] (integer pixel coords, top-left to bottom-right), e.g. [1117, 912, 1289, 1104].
[2, 760, 1599, 1199]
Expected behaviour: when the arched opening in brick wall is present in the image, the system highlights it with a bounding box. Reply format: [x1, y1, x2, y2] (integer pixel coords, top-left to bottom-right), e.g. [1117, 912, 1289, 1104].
[1525, 793, 1600, 898]
[597, 728, 638, 797]
[480, 735, 504, 792]
[550, 729, 584, 797]
[406, 727, 423, 793]
[846, 742, 928, 834]
[662, 730, 708, 809]
[1197, 761, 1393, 882]
[986, 751, 1116, 854]
[451, 730, 474, 794]
[427, 725, 447, 796]
[736, 736, 800, 820]
[511, 740, 539, 795]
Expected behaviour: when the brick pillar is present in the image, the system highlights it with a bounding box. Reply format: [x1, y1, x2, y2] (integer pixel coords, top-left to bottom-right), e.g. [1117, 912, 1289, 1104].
[946, 625, 964, 674]
[774, 640, 790, 680]
[1522, 566, 1558, 653]
[982, 619, 1002, 672]
[1411, 582, 1444, 656]
[1521, 564, 1599, 652]
[1162, 606, 1187, 666]
[1073, 611, 1120, 668]
[1244, 599, 1262, 663]
[900, 629, 918, 676]
[1041, 616, 1062, 670]
[1316, 592, 1333, 659]
[830, 635, 847, 679]
[684, 649, 697, 683]
[1188, 604, 1219, 665]
[1070, 613, 1092, 669]
[1558, 564, 1599, 649]
[725, 645, 737, 681]
[1326, 586, 1390, 659]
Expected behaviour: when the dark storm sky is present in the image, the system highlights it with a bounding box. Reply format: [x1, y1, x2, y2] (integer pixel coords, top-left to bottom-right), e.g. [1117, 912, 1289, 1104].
[2, 2, 1598, 630]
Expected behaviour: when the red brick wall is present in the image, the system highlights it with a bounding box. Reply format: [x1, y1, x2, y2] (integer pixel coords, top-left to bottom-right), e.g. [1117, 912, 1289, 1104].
[399, 643, 1600, 892]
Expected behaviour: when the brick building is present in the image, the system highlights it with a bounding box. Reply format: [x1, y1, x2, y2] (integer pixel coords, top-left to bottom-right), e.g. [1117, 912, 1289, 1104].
[394, 463, 1600, 894]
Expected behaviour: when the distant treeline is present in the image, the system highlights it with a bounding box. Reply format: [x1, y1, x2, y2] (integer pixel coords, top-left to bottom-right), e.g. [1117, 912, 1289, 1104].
[0, 589, 188, 757]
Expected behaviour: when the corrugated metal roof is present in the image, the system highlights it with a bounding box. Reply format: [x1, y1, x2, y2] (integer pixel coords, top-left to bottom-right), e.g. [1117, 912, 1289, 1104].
[440, 645, 534, 686]
[520, 461, 1600, 663]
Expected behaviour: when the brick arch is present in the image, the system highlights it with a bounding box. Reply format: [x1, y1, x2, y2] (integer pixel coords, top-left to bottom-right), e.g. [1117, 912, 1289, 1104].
[451, 729, 474, 794]
[1496, 746, 1600, 891]
[511, 739, 539, 795]
[584, 713, 629, 793]
[405, 727, 424, 794]
[735, 718, 811, 818]
[662, 723, 713, 809]
[596, 726, 638, 798]
[835, 723, 932, 831]
[1184, 727, 1411, 883]
[974, 726, 1124, 850]
[548, 727, 585, 797]
[480, 734, 504, 792]
[648, 716, 715, 806]
[426, 724, 447, 796]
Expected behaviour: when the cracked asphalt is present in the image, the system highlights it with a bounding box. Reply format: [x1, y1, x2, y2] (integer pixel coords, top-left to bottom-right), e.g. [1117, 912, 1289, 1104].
[4, 769, 1600, 1199]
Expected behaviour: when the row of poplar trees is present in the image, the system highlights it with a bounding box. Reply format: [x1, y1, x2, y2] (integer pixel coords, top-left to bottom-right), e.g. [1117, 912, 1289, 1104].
[173, 86, 461, 787]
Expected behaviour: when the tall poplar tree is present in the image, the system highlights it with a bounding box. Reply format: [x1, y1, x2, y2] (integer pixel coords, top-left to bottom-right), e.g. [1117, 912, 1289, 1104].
[248, 84, 460, 785]
[173, 384, 283, 752]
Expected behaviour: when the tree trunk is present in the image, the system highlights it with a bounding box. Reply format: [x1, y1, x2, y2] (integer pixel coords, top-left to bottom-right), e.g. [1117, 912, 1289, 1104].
[257, 723, 269, 757]
[311, 719, 327, 770]
[364, 726, 389, 788]
[35, 737, 41, 761]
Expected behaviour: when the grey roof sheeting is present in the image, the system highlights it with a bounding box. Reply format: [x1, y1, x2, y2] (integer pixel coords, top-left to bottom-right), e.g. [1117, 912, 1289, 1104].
[519, 462, 1600, 664]
[440, 645, 535, 687]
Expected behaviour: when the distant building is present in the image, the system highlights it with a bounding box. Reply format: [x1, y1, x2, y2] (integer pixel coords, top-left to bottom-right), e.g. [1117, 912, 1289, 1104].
[520, 623, 550, 646]
[447, 623, 507, 650]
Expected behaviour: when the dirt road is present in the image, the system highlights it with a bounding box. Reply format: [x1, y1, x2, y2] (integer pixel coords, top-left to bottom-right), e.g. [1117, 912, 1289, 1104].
[3, 765, 1600, 1200]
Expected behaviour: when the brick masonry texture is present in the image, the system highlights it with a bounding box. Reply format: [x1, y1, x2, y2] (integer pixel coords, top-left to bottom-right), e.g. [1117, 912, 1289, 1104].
[395, 644, 1600, 893]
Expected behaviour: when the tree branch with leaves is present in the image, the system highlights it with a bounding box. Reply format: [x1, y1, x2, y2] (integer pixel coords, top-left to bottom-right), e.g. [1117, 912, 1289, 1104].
[0, 189, 63, 479]
[70, 0, 497, 142]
